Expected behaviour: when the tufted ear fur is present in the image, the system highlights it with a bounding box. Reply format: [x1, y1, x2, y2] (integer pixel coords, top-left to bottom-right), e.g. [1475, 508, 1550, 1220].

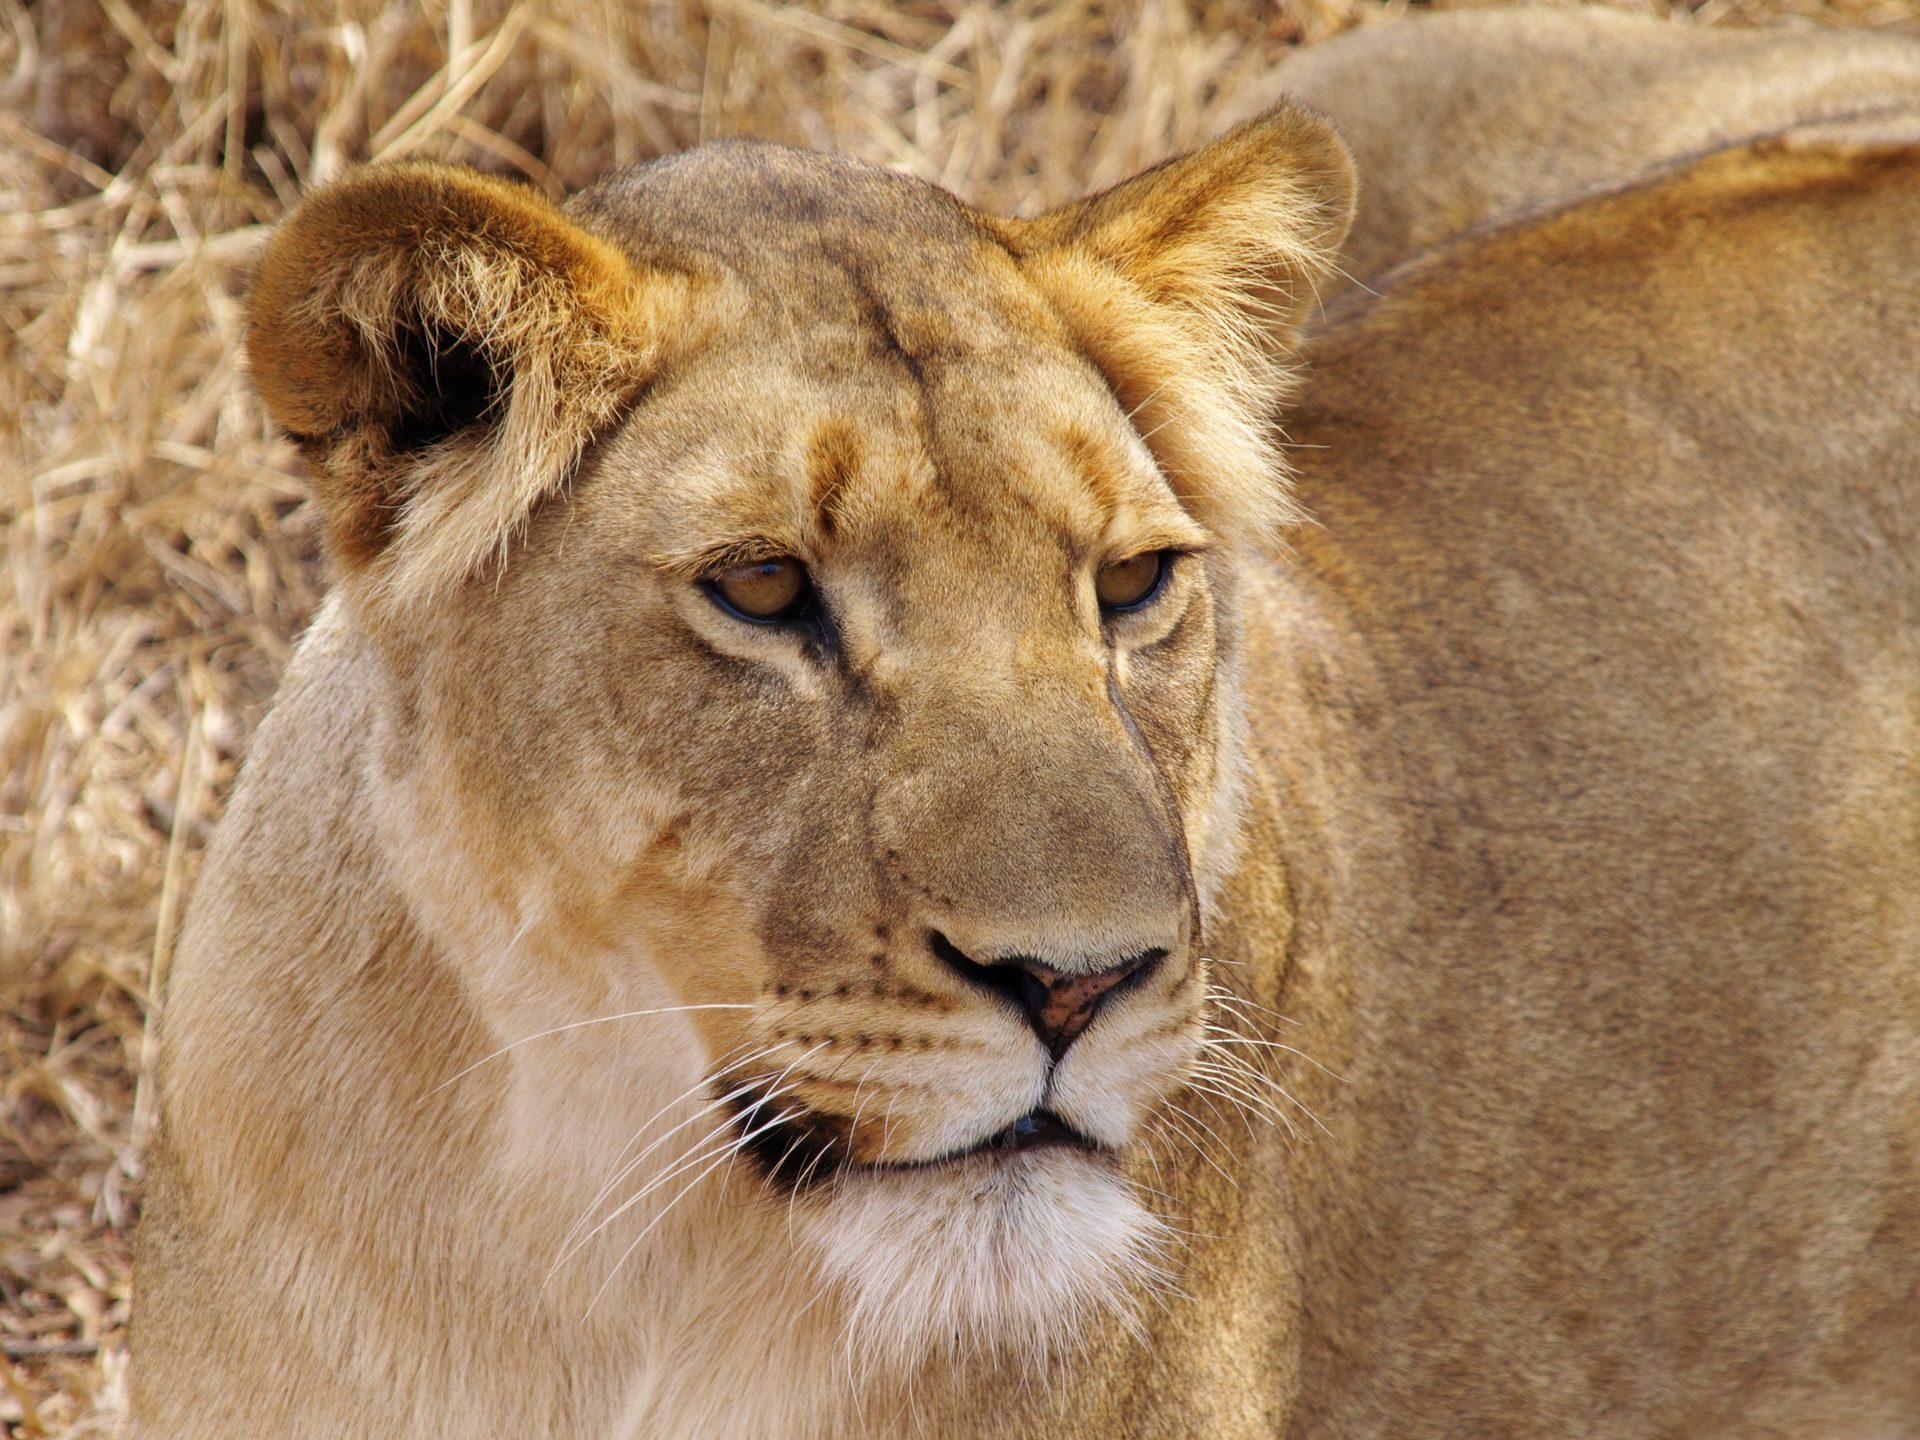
[993, 106, 1355, 539]
[248, 161, 705, 601]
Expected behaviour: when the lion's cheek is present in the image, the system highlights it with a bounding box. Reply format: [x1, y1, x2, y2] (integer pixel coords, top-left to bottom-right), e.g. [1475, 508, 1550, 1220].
[360, 699, 774, 1082]
[1119, 661, 1223, 850]
[601, 858, 770, 1056]
[1113, 578, 1228, 833]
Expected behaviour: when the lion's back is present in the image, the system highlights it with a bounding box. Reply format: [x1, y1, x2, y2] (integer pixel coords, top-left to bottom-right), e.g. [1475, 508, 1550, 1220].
[1238, 9, 1920, 287]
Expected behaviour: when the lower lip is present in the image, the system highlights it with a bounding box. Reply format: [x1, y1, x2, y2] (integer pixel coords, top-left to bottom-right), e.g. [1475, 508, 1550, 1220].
[878, 1110, 1100, 1173]
[985, 1111, 1091, 1155]
[865, 1112, 1103, 1172]
[853, 1113, 1106, 1174]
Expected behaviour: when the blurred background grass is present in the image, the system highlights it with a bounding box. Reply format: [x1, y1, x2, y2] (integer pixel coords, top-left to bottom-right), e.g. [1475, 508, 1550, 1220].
[3, 0, 1915, 1431]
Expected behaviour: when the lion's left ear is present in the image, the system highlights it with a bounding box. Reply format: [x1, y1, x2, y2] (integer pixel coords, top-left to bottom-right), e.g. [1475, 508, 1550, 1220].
[992, 107, 1355, 539]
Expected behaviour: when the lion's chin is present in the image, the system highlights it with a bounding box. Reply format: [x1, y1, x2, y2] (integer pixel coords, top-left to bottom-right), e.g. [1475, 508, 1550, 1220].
[796, 1146, 1169, 1376]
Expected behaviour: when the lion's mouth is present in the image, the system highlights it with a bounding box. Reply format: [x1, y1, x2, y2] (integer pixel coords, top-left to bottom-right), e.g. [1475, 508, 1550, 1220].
[726, 1092, 1103, 1188]
[967, 1109, 1097, 1160]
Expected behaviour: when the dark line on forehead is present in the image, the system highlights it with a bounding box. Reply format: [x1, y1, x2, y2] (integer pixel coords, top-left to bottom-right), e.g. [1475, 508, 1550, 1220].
[838, 254, 929, 392]
[820, 245, 950, 510]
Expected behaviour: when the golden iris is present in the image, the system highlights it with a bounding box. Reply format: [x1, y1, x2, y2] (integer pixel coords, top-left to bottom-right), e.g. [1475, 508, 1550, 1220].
[1095, 551, 1166, 610]
[709, 558, 808, 621]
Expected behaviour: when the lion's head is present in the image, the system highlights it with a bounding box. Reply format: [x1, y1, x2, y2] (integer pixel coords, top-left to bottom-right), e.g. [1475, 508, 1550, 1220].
[236, 116, 1351, 1372]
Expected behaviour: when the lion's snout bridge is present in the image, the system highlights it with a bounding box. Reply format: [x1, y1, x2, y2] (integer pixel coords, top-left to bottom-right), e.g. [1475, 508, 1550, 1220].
[865, 671, 1198, 1020]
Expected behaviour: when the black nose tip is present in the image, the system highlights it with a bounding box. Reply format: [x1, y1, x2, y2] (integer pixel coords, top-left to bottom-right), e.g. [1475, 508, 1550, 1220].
[931, 933, 1165, 1059]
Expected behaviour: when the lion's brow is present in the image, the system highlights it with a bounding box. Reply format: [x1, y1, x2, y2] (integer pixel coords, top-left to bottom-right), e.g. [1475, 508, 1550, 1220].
[648, 533, 808, 580]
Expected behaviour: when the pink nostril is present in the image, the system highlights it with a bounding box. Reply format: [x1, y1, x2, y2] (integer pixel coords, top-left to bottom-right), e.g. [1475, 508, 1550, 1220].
[1021, 962, 1139, 1051]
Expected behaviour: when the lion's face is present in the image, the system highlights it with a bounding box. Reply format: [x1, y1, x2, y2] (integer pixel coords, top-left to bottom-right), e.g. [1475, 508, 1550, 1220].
[244, 128, 1351, 1366]
[374, 198, 1226, 1359]
[568, 334, 1223, 1150]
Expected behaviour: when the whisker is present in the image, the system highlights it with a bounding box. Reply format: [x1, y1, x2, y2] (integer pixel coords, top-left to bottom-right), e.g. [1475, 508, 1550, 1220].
[1132, 408, 1187, 446]
[553, 1041, 829, 1277]
[558, 1081, 818, 1281]
[1191, 1048, 1330, 1138]
[1122, 376, 1174, 425]
[1203, 986, 1299, 1026]
[1200, 1022, 1346, 1082]
[428, 1002, 755, 1094]
[1203, 984, 1310, 1032]
[695, 1033, 839, 1202]
[793, 1130, 840, 1190]
[1156, 1103, 1239, 1188]
[553, 1131, 739, 1281]
[1192, 1068, 1262, 1142]
[580, 1106, 810, 1320]
[1162, 1096, 1245, 1174]
[1187, 1071, 1303, 1142]
[587, 1035, 785, 1180]
[1138, 1123, 1172, 1198]
[787, 1055, 887, 1238]
[556, 1050, 788, 1260]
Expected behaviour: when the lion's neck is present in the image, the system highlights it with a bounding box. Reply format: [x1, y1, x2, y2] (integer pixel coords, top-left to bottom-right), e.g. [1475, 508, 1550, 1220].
[603, 1204, 861, 1439]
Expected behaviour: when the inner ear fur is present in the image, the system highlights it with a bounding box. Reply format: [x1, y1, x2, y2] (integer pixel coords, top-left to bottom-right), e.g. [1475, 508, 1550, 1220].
[248, 160, 702, 598]
[992, 106, 1356, 540]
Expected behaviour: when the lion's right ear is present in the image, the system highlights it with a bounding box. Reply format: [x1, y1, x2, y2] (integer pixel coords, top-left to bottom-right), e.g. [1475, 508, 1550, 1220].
[248, 161, 702, 598]
[990, 107, 1355, 542]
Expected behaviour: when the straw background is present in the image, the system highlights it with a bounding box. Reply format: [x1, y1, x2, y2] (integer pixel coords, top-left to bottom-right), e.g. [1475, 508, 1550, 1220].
[2, 0, 1915, 1431]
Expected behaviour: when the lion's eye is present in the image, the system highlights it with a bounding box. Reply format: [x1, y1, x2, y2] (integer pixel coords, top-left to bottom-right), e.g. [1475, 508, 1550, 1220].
[705, 558, 811, 622]
[1095, 551, 1168, 612]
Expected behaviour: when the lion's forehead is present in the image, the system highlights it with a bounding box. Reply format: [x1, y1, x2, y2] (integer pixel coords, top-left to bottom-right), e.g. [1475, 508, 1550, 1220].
[597, 344, 1194, 589]
[573, 141, 1040, 340]
[565, 144, 1209, 568]
[561, 142, 1209, 647]
[587, 354, 1190, 603]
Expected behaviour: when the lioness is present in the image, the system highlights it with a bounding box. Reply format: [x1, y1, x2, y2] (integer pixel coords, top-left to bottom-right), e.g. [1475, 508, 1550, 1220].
[131, 61, 1918, 1440]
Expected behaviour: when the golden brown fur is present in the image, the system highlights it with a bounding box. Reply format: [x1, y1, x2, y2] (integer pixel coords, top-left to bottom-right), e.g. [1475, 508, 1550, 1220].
[1230, 7, 1920, 290]
[131, 43, 1918, 1440]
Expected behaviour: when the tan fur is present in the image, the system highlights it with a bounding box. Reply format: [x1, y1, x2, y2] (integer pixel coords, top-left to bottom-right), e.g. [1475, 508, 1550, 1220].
[131, 65, 1918, 1440]
[1226, 7, 1920, 291]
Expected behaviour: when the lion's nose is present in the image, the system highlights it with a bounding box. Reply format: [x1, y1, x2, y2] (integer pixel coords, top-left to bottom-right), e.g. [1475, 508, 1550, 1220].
[930, 933, 1164, 1059]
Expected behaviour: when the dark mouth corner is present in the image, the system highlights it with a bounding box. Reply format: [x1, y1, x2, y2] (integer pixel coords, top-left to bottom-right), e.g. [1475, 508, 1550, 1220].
[723, 1089, 844, 1193]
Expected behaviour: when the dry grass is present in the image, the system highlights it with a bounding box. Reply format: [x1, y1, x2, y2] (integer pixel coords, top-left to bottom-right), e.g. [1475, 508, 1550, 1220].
[2, 0, 1915, 1432]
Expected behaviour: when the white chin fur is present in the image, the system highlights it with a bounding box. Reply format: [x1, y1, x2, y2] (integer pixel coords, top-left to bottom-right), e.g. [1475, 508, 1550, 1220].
[798, 1148, 1169, 1378]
